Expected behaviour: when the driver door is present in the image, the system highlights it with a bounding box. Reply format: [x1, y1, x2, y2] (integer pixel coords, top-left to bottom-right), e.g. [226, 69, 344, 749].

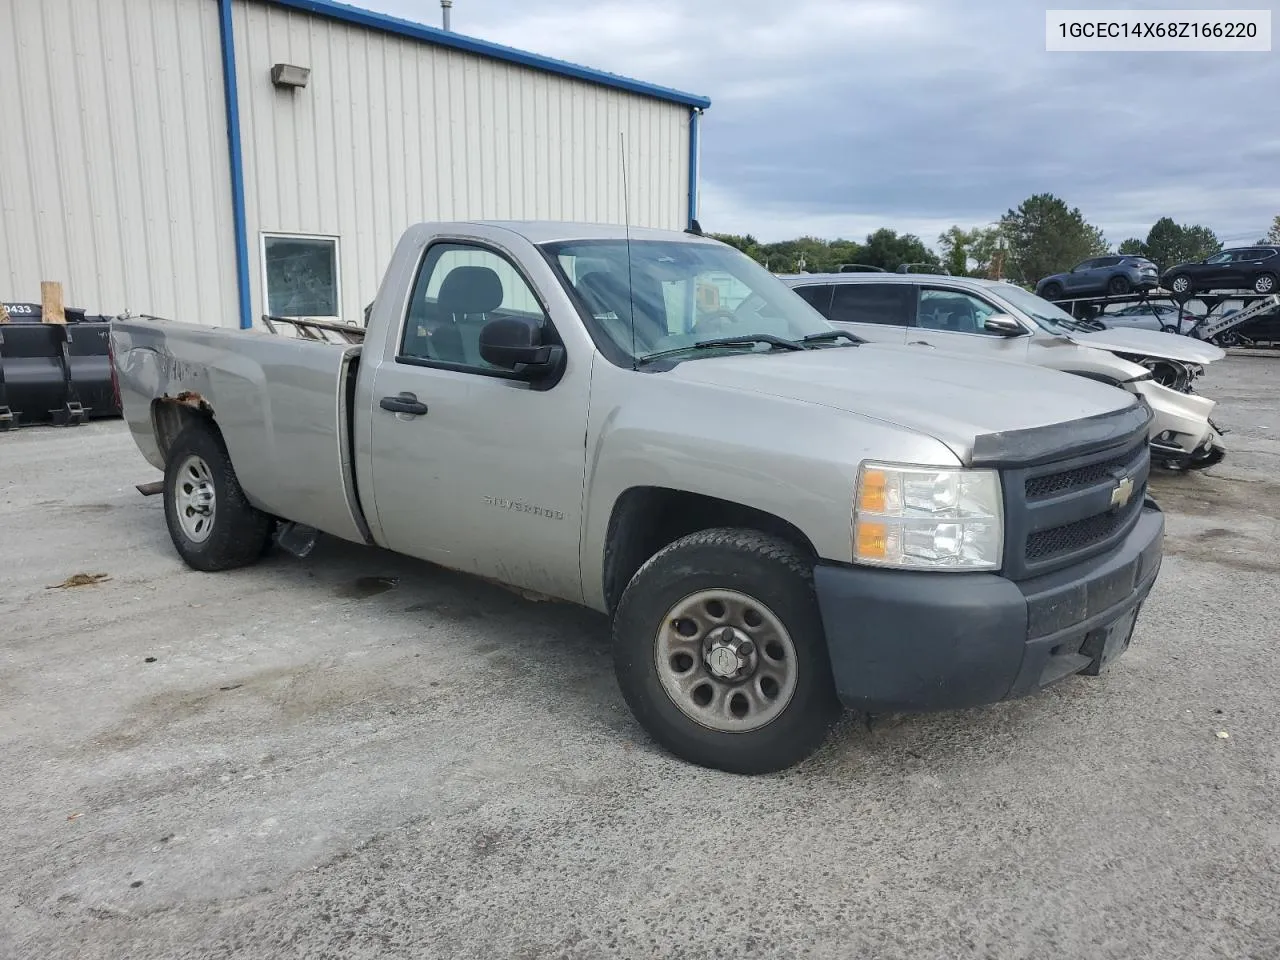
[1063, 259, 1097, 294]
[364, 241, 590, 601]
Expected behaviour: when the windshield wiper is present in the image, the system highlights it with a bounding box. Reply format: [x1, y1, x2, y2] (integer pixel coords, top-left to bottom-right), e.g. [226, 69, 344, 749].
[800, 330, 861, 346]
[637, 334, 804, 365]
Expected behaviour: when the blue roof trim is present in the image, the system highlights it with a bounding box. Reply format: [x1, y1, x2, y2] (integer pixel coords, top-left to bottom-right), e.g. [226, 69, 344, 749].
[263, 0, 712, 109]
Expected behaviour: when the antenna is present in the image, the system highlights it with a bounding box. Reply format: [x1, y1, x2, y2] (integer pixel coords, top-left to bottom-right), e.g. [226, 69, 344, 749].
[620, 131, 637, 370]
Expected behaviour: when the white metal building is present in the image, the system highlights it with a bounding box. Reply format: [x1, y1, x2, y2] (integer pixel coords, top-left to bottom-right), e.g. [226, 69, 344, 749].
[0, 0, 710, 328]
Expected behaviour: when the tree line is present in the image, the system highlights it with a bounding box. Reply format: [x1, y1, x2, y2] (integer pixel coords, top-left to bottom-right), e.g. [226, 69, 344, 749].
[712, 199, 1280, 285]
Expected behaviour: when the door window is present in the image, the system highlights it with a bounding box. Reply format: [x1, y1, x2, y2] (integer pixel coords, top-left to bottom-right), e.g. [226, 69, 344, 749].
[915, 288, 1002, 335]
[828, 283, 914, 325]
[400, 243, 552, 372]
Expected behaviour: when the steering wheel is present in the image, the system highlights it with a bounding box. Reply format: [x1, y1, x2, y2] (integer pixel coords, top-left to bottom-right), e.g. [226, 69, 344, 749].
[693, 308, 741, 334]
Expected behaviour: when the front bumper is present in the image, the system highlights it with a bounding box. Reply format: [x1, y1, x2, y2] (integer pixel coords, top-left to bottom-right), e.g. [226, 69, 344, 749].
[813, 501, 1164, 713]
[1129, 380, 1223, 464]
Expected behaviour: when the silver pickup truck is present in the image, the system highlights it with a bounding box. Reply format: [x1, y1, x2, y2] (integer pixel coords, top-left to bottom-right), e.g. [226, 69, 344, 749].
[111, 221, 1165, 774]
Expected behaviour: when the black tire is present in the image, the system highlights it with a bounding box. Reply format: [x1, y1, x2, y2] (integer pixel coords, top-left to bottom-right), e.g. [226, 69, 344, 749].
[163, 422, 273, 572]
[1168, 274, 1194, 301]
[1253, 272, 1276, 295]
[1108, 274, 1131, 295]
[1040, 281, 1064, 301]
[611, 528, 842, 774]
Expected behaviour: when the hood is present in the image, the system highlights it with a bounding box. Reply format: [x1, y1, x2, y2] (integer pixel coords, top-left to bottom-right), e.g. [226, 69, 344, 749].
[1067, 327, 1225, 364]
[666, 343, 1137, 464]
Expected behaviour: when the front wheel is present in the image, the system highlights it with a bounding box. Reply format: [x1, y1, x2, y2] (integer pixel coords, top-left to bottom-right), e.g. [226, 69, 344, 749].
[163, 422, 274, 571]
[1040, 281, 1064, 301]
[611, 528, 842, 774]
[1168, 274, 1194, 300]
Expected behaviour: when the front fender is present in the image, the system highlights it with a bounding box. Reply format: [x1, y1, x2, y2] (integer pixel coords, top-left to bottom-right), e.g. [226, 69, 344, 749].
[577, 372, 960, 612]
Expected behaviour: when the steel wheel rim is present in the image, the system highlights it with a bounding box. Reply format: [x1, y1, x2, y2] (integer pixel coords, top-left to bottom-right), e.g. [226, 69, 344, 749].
[175, 455, 216, 543]
[655, 588, 799, 733]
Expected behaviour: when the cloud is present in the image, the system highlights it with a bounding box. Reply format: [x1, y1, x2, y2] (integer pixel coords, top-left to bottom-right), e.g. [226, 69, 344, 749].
[362, 0, 1280, 247]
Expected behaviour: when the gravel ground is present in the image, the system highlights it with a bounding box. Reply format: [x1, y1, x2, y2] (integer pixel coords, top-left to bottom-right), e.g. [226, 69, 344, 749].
[2, 354, 1278, 960]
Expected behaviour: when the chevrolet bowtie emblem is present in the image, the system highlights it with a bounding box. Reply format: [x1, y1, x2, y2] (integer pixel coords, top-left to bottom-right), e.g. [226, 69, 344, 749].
[1110, 476, 1134, 509]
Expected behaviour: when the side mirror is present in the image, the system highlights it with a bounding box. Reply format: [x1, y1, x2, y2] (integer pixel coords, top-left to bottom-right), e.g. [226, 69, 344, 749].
[478, 317, 563, 378]
[983, 314, 1024, 336]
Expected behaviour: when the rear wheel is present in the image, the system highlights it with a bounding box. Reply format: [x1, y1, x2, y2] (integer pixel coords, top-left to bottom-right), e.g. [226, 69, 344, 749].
[1253, 272, 1276, 295]
[611, 528, 842, 774]
[163, 422, 273, 571]
[1108, 275, 1131, 295]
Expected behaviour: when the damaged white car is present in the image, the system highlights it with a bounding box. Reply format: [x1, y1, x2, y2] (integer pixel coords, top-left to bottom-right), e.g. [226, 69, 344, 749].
[781, 272, 1226, 470]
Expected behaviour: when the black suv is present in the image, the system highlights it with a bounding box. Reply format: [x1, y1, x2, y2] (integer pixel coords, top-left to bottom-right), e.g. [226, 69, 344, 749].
[1161, 246, 1280, 299]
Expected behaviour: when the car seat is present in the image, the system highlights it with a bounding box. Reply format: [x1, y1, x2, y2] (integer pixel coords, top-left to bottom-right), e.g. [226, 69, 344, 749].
[431, 265, 504, 364]
[922, 296, 976, 333]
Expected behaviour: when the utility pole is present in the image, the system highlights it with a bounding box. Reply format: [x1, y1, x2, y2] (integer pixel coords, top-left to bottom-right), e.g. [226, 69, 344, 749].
[990, 233, 1007, 281]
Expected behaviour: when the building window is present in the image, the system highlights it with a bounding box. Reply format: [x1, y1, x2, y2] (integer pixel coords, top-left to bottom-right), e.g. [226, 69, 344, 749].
[261, 233, 341, 318]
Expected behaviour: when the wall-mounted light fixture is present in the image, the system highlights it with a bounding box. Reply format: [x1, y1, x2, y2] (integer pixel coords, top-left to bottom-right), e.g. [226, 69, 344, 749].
[270, 63, 310, 89]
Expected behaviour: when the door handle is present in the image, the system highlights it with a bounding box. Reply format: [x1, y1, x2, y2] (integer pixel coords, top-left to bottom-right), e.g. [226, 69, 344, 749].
[379, 392, 429, 416]
[908, 340, 934, 347]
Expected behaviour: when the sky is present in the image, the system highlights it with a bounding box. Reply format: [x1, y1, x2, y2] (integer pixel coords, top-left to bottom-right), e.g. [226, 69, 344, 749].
[363, 0, 1279, 248]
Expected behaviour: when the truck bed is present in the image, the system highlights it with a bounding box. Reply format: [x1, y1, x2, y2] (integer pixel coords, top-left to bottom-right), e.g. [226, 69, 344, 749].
[110, 317, 370, 546]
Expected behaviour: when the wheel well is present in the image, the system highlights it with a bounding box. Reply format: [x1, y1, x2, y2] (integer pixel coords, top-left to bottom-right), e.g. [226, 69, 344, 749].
[601, 487, 818, 615]
[151, 394, 216, 461]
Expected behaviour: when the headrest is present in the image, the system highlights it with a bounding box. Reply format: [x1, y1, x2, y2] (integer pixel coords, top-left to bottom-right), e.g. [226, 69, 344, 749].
[437, 266, 503, 316]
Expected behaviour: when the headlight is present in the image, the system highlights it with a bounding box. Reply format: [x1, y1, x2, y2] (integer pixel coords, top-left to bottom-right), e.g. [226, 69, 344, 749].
[852, 462, 1004, 570]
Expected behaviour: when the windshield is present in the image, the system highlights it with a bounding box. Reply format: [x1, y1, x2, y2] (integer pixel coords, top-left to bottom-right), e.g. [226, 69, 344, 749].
[991, 283, 1097, 334]
[540, 238, 838, 364]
